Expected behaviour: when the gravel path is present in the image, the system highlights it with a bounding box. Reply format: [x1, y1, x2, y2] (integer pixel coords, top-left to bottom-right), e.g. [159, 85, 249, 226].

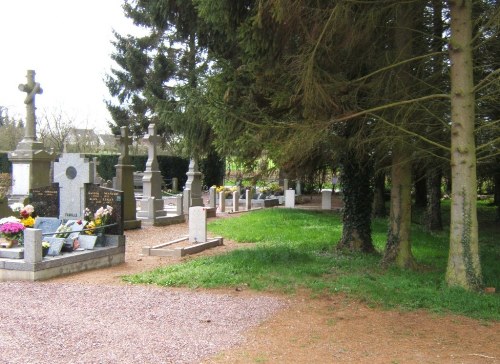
[0, 281, 286, 363]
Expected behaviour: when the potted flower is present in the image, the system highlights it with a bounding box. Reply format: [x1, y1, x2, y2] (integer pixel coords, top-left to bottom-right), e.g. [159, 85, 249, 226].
[42, 241, 50, 257]
[0, 219, 25, 248]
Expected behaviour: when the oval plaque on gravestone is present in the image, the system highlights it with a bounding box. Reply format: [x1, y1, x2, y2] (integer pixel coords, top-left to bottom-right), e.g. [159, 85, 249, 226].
[66, 166, 77, 179]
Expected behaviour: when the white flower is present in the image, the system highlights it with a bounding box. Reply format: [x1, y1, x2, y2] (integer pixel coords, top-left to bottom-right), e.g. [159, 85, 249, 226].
[9, 203, 24, 212]
[0, 216, 21, 225]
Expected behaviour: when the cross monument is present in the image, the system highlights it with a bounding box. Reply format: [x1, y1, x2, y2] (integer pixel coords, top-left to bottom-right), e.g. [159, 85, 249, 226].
[8, 70, 55, 196]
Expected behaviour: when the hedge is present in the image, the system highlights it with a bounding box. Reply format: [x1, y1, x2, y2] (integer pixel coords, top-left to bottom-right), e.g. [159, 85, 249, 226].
[0, 152, 224, 190]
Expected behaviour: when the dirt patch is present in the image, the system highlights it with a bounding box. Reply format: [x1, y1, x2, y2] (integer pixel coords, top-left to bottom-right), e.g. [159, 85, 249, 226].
[47, 206, 499, 364]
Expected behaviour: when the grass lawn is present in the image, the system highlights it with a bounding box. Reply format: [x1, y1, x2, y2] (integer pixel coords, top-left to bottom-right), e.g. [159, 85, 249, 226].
[124, 202, 500, 321]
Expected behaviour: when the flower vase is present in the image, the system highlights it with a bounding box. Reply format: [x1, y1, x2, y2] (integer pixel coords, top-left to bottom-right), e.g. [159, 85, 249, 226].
[1, 238, 18, 249]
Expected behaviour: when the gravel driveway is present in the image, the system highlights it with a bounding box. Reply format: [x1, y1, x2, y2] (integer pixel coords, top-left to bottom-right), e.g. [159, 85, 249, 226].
[0, 281, 285, 364]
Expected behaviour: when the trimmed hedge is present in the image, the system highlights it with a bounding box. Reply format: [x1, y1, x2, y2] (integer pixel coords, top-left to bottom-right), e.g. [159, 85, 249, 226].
[0, 153, 11, 173]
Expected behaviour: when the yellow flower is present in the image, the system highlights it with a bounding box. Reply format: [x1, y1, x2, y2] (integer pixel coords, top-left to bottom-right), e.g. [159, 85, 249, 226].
[21, 216, 35, 228]
[85, 221, 96, 235]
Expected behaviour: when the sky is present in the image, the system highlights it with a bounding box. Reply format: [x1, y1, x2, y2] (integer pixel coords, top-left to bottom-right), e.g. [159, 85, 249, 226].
[0, 0, 138, 133]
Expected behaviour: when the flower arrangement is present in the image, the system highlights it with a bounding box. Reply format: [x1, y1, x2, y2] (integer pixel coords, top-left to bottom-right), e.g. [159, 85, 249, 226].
[0, 221, 25, 246]
[55, 224, 72, 238]
[214, 186, 238, 198]
[42, 241, 50, 249]
[10, 203, 36, 228]
[83, 206, 113, 235]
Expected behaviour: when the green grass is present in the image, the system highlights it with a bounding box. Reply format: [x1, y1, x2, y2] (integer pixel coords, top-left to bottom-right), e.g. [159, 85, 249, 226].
[124, 205, 500, 321]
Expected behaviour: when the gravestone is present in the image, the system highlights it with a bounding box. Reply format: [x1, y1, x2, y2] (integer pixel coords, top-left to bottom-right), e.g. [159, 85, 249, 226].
[208, 186, 216, 209]
[33, 217, 62, 236]
[283, 179, 289, 192]
[85, 184, 124, 235]
[185, 158, 203, 207]
[29, 184, 60, 217]
[321, 189, 332, 210]
[218, 191, 225, 213]
[232, 191, 240, 212]
[188, 206, 207, 243]
[183, 188, 191, 216]
[245, 189, 251, 211]
[295, 180, 302, 196]
[44, 237, 65, 256]
[53, 153, 94, 220]
[9, 70, 55, 196]
[115, 126, 141, 229]
[78, 235, 97, 250]
[285, 189, 295, 208]
[138, 124, 167, 220]
[172, 177, 179, 193]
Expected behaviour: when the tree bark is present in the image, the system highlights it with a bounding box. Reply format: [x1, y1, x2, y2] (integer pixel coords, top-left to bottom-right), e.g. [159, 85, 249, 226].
[337, 150, 375, 253]
[383, 146, 415, 268]
[446, 0, 482, 290]
[382, 2, 416, 268]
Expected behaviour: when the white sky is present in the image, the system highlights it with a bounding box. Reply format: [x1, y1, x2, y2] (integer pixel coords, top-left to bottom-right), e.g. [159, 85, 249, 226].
[0, 0, 138, 133]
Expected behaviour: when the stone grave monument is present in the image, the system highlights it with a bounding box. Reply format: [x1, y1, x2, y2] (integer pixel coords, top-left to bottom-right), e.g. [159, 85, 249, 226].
[208, 186, 216, 209]
[232, 190, 240, 212]
[9, 70, 56, 197]
[137, 124, 170, 225]
[321, 189, 332, 210]
[185, 158, 204, 207]
[142, 206, 223, 258]
[285, 189, 295, 208]
[218, 191, 226, 213]
[53, 153, 94, 220]
[115, 126, 141, 230]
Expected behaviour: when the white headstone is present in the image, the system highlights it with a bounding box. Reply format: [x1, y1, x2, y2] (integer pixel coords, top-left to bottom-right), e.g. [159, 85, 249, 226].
[183, 188, 191, 216]
[218, 191, 225, 212]
[245, 189, 251, 211]
[53, 153, 94, 220]
[188, 206, 207, 243]
[232, 191, 239, 212]
[321, 189, 332, 210]
[285, 189, 295, 208]
[295, 180, 302, 196]
[209, 186, 216, 209]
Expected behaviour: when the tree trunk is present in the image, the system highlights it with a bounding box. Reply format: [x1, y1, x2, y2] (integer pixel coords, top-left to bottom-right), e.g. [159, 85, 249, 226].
[337, 150, 375, 253]
[425, 168, 443, 231]
[383, 147, 415, 268]
[446, 0, 482, 290]
[372, 172, 387, 218]
[382, 2, 416, 268]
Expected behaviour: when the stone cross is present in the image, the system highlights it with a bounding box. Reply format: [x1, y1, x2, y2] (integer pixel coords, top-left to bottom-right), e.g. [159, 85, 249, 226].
[18, 70, 43, 142]
[143, 124, 160, 171]
[116, 126, 132, 164]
